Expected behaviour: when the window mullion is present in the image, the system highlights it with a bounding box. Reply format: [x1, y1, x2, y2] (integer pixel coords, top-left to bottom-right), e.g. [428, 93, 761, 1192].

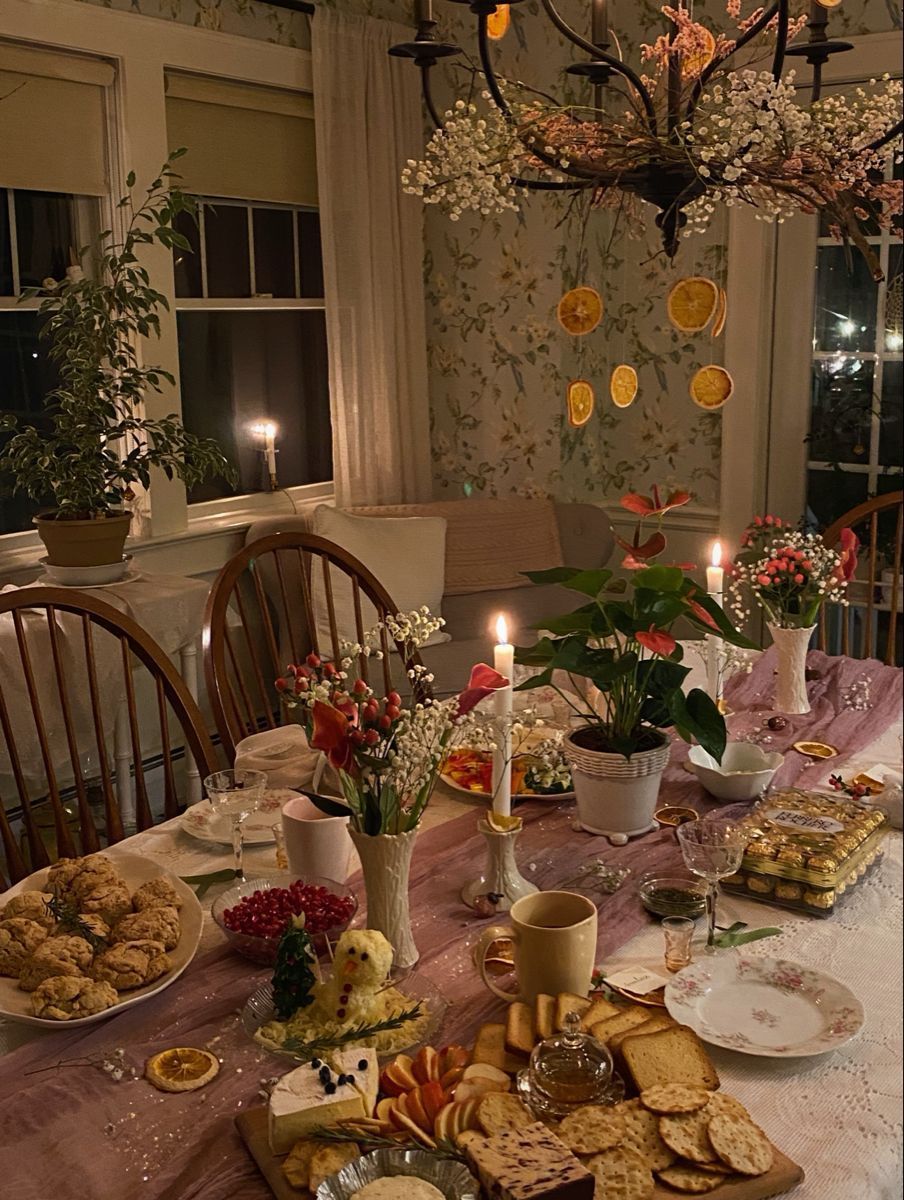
[247, 204, 256, 297]
[199, 203, 209, 299]
[7, 191, 21, 297]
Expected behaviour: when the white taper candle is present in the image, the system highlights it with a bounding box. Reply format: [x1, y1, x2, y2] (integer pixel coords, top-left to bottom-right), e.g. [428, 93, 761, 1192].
[492, 615, 514, 817]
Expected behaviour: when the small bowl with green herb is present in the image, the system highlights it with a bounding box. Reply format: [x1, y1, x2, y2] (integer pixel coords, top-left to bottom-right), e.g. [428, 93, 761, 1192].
[638, 871, 708, 919]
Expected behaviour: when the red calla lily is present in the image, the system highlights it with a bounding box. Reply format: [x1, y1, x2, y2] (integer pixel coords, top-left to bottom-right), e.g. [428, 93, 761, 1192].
[635, 625, 677, 656]
[835, 527, 860, 583]
[620, 486, 693, 518]
[309, 699, 356, 772]
[456, 663, 509, 717]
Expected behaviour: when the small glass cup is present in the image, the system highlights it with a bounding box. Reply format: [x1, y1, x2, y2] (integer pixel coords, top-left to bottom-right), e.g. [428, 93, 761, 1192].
[662, 915, 695, 973]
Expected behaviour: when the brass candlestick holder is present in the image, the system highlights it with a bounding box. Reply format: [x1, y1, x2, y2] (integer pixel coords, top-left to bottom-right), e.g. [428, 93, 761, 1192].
[461, 817, 538, 914]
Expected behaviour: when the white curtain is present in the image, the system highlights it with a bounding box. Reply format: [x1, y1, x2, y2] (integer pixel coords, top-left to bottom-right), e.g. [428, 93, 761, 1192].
[312, 9, 432, 507]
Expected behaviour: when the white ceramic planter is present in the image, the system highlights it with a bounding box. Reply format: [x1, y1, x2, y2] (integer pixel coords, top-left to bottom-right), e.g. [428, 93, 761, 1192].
[768, 623, 816, 715]
[349, 827, 419, 971]
[563, 730, 671, 837]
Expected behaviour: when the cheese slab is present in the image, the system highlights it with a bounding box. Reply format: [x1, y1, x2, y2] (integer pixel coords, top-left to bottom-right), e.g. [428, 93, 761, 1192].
[466, 1121, 594, 1199]
[330, 1047, 379, 1115]
[267, 1059, 366, 1154]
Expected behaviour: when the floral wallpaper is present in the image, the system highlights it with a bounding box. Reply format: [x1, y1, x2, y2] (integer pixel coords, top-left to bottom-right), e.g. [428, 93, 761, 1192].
[76, 0, 901, 510]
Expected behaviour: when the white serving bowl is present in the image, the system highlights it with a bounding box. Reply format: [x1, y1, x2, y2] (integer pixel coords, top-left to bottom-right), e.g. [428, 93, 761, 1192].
[688, 742, 784, 803]
[39, 555, 131, 586]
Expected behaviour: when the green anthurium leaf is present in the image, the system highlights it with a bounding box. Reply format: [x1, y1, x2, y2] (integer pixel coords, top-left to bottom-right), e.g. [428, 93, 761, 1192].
[513, 667, 554, 691]
[668, 687, 727, 761]
[684, 590, 760, 650]
[559, 568, 614, 598]
[633, 565, 685, 592]
[301, 791, 354, 819]
[534, 605, 597, 635]
[712, 926, 782, 948]
[514, 637, 557, 666]
[605, 578, 628, 594]
[521, 566, 588, 586]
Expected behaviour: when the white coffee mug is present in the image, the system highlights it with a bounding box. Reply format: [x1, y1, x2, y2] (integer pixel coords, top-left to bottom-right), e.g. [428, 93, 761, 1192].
[281, 794, 355, 883]
[474, 890, 598, 1004]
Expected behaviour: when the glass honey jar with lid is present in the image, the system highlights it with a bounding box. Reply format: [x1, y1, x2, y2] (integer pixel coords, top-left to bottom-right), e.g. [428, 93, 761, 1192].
[516, 1010, 624, 1121]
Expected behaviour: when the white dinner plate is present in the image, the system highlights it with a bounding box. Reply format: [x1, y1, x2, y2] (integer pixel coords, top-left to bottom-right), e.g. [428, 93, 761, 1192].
[664, 954, 864, 1057]
[0, 852, 202, 1028]
[180, 789, 301, 845]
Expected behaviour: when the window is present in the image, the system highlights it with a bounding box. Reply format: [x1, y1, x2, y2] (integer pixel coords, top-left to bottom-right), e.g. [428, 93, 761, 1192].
[173, 197, 331, 502]
[0, 188, 99, 534]
[805, 163, 902, 530]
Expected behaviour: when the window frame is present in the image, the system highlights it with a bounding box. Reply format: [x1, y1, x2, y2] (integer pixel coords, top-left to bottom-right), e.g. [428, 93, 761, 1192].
[0, 0, 328, 577]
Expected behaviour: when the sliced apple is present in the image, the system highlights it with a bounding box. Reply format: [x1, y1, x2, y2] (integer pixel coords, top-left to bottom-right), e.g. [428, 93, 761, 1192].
[404, 1089, 432, 1133]
[413, 1045, 441, 1084]
[419, 1081, 448, 1124]
[393, 1109, 437, 1148]
[441, 1065, 467, 1092]
[379, 1057, 419, 1096]
[440, 1045, 470, 1074]
[461, 1063, 511, 1091]
[452, 1077, 506, 1105]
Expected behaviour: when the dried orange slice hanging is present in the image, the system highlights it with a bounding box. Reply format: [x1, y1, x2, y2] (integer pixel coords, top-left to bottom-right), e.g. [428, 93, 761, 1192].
[681, 26, 716, 79]
[146, 1047, 220, 1093]
[567, 379, 595, 427]
[813, 0, 843, 7]
[690, 365, 734, 410]
[711, 287, 728, 339]
[486, 4, 511, 39]
[557, 286, 603, 336]
[610, 364, 639, 408]
[667, 277, 720, 333]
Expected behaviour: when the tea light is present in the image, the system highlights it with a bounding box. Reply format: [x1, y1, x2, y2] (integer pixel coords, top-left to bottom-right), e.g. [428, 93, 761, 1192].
[706, 540, 724, 703]
[492, 615, 513, 817]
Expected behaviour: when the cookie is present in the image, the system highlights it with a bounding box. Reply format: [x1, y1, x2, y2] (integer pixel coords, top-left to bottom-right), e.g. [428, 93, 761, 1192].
[586, 1147, 655, 1200]
[640, 1084, 712, 1114]
[477, 1092, 534, 1137]
[308, 1142, 361, 1193]
[616, 1099, 677, 1171]
[707, 1113, 774, 1176]
[657, 1163, 726, 1193]
[281, 1138, 328, 1190]
[559, 1105, 626, 1155]
[659, 1093, 748, 1165]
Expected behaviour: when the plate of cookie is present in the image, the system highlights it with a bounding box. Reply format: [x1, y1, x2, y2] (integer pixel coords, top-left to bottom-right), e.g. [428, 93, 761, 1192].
[0, 851, 202, 1027]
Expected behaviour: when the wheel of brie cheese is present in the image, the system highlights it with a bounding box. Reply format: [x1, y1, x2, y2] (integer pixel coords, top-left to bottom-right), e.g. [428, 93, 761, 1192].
[351, 1179, 445, 1200]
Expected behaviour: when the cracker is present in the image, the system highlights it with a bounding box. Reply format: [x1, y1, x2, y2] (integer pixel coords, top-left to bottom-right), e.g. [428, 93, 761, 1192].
[472, 1022, 507, 1071]
[477, 1092, 534, 1137]
[559, 1105, 626, 1155]
[640, 1084, 712, 1114]
[658, 1093, 748, 1165]
[616, 1099, 677, 1171]
[586, 1147, 655, 1200]
[657, 1163, 726, 1193]
[534, 993, 556, 1040]
[579, 995, 621, 1029]
[707, 1113, 774, 1176]
[555, 991, 592, 1030]
[505, 1001, 535, 1057]
[308, 1142, 361, 1192]
[281, 1138, 328, 1191]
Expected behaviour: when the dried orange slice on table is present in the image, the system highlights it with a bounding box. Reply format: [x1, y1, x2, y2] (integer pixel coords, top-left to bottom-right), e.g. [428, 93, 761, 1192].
[667, 276, 720, 333]
[690, 365, 734, 410]
[557, 286, 603, 336]
[567, 379, 595, 427]
[146, 1047, 220, 1093]
[610, 364, 639, 408]
[486, 4, 511, 39]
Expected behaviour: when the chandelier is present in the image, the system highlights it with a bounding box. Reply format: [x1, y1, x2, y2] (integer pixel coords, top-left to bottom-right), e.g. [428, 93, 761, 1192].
[389, 1, 903, 275]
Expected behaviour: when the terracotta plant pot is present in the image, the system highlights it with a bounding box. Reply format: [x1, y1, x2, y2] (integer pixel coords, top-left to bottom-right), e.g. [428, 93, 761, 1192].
[34, 511, 132, 568]
[564, 728, 671, 838]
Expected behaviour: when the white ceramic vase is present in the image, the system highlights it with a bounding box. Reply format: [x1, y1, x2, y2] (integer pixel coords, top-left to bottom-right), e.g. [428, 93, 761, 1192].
[563, 730, 671, 837]
[769, 623, 816, 715]
[349, 827, 419, 971]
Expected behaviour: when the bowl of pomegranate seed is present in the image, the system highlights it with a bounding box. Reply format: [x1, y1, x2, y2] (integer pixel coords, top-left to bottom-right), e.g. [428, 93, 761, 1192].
[211, 874, 358, 964]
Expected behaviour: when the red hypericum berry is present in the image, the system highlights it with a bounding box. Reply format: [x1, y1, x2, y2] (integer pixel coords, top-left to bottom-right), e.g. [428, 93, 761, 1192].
[388, 691, 402, 707]
[363, 701, 380, 722]
[364, 729, 380, 746]
[306, 653, 321, 668]
[378, 714, 392, 731]
[348, 729, 365, 746]
[294, 677, 309, 694]
[352, 679, 368, 695]
[385, 704, 401, 720]
[275, 678, 287, 692]
[323, 663, 338, 678]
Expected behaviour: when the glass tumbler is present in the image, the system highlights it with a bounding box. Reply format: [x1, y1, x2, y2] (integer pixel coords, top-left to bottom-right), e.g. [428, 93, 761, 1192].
[662, 915, 695, 973]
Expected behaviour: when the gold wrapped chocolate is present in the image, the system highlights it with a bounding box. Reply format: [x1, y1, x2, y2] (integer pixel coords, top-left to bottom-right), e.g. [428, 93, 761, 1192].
[747, 840, 777, 859]
[775, 882, 803, 901]
[748, 876, 774, 894]
[777, 847, 806, 867]
[806, 854, 839, 873]
[804, 889, 835, 909]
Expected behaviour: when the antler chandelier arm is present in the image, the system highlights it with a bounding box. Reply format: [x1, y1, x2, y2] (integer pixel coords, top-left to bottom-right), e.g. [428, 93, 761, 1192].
[686, 0, 782, 120]
[869, 117, 904, 153]
[476, 11, 511, 117]
[419, 64, 444, 129]
[539, 0, 658, 135]
[770, 0, 790, 81]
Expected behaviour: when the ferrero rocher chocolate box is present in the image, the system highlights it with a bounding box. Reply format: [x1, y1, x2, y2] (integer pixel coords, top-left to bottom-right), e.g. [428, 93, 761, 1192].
[721, 790, 888, 917]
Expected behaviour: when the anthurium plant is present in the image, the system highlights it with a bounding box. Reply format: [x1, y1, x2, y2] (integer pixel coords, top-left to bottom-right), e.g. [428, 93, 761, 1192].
[277, 610, 507, 835]
[514, 488, 758, 761]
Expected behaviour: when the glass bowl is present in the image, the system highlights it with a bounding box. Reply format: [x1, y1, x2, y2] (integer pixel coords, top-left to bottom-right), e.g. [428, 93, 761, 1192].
[638, 870, 708, 919]
[317, 1148, 479, 1200]
[211, 873, 357, 965]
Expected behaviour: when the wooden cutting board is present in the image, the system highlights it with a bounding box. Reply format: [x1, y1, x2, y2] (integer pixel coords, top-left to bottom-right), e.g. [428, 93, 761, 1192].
[237, 1106, 804, 1200]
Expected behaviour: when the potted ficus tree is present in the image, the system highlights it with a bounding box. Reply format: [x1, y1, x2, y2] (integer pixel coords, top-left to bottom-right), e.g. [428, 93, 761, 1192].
[514, 487, 758, 837]
[0, 152, 233, 573]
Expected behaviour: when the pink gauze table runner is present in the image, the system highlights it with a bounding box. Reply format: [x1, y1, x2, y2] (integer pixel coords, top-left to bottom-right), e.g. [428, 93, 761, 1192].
[0, 648, 900, 1200]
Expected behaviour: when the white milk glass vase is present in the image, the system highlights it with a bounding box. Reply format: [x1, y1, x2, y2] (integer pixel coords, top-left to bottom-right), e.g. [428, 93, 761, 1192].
[349, 827, 419, 971]
[769, 623, 816, 715]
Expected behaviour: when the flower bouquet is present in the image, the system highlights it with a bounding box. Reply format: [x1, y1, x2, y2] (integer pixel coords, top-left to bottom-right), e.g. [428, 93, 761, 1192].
[276, 609, 507, 967]
[514, 487, 756, 837]
[729, 515, 858, 714]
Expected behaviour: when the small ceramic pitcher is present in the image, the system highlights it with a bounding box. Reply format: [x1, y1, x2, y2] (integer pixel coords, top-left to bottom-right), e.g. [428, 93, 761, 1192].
[281, 794, 355, 882]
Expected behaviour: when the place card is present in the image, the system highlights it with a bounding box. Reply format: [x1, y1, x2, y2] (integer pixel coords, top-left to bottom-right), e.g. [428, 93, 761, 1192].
[605, 967, 670, 996]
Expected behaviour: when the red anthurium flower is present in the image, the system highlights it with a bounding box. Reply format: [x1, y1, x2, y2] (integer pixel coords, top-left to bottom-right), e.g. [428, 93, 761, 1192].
[620, 486, 693, 518]
[615, 530, 667, 561]
[635, 625, 677, 656]
[456, 663, 509, 717]
[687, 596, 720, 631]
[310, 699, 356, 772]
[835, 527, 860, 582]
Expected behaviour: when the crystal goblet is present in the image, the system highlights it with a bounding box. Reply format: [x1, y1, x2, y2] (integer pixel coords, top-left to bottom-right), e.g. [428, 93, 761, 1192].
[204, 769, 267, 881]
[676, 817, 747, 954]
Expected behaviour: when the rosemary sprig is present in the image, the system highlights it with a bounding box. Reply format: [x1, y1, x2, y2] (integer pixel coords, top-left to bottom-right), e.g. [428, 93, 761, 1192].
[311, 1124, 467, 1166]
[280, 1002, 425, 1059]
[44, 895, 109, 951]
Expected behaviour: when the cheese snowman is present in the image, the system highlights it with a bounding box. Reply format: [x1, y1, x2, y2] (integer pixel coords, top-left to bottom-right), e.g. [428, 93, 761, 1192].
[309, 929, 394, 1026]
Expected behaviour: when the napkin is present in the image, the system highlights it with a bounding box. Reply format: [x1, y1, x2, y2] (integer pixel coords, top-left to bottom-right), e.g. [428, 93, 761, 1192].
[234, 725, 340, 794]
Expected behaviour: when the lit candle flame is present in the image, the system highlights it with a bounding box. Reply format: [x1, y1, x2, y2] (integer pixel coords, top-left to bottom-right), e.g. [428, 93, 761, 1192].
[495, 615, 509, 645]
[711, 540, 723, 569]
[252, 420, 277, 439]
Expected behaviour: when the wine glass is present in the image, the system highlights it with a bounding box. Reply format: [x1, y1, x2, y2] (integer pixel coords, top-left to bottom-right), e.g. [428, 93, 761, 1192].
[204, 769, 267, 881]
[676, 818, 747, 954]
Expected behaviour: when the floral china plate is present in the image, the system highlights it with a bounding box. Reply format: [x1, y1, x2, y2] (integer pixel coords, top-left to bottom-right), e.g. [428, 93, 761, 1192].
[664, 955, 863, 1057]
[180, 789, 300, 845]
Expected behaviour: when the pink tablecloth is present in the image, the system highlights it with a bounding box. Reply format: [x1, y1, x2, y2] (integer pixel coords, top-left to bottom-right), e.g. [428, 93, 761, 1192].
[0, 649, 900, 1200]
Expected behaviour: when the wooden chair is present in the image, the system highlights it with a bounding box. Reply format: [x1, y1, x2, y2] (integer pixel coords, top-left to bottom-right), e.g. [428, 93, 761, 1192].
[203, 532, 430, 760]
[0, 588, 219, 889]
[818, 491, 903, 666]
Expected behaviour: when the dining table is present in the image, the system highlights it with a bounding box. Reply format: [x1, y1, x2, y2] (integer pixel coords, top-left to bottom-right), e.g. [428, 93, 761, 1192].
[0, 647, 901, 1200]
